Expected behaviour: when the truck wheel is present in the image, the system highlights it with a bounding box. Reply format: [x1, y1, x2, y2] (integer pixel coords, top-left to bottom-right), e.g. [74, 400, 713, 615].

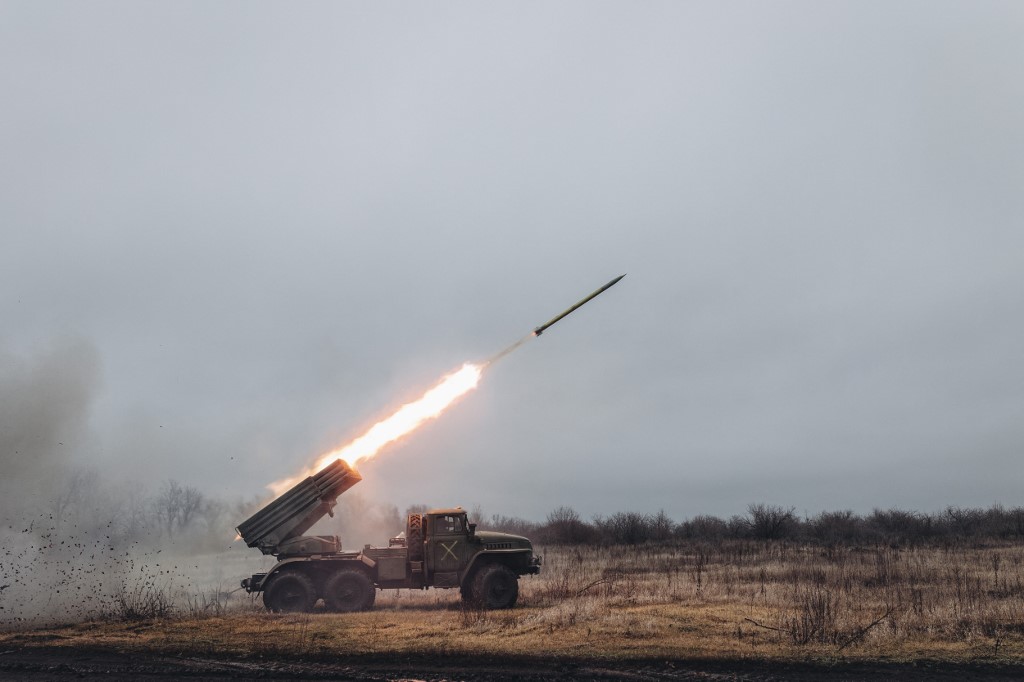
[471, 564, 519, 609]
[324, 569, 376, 612]
[263, 571, 316, 613]
[407, 514, 424, 562]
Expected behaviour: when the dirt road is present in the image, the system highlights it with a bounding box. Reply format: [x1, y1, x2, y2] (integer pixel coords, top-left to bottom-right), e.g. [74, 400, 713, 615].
[2, 646, 1022, 681]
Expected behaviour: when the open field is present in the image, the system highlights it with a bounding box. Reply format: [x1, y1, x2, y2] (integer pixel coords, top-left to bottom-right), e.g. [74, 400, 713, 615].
[2, 542, 1023, 679]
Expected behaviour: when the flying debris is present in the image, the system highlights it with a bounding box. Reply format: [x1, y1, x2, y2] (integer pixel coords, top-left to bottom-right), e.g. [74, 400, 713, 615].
[533, 274, 626, 336]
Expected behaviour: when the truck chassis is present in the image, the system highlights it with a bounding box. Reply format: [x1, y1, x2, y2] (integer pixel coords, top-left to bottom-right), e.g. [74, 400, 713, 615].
[237, 461, 540, 612]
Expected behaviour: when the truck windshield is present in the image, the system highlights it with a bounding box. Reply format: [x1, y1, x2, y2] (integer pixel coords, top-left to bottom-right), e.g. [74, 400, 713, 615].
[435, 515, 464, 534]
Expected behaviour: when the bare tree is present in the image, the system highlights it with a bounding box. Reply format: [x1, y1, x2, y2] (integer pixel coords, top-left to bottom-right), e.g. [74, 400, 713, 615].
[122, 486, 154, 541]
[48, 468, 99, 539]
[746, 503, 797, 540]
[867, 508, 934, 544]
[651, 509, 674, 543]
[944, 506, 983, 537]
[178, 485, 203, 530]
[154, 480, 203, 538]
[605, 511, 651, 545]
[487, 514, 539, 537]
[808, 510, 863, 545]
[404, 504, 430, 517]
[677, 514, 728, 541]
[545, 506, 592, 544]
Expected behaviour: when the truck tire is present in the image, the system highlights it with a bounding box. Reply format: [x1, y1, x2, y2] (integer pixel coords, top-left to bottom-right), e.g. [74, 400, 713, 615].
[263, 571, 316, 613]
[407, 514, 424, 562]
[471, 564, 519, 609]
[324, 568, 376, 612]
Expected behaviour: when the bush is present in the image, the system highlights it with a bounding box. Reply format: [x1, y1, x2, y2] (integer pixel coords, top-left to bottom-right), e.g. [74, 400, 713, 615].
[107, 578, 175, 621]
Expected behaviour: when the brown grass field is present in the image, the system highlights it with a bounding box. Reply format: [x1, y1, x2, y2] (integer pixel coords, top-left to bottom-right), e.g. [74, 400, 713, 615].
[2, 542, 1023, 679]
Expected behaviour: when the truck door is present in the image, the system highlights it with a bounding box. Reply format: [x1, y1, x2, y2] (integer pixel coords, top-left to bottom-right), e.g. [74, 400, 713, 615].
[428, 513, 470, 587]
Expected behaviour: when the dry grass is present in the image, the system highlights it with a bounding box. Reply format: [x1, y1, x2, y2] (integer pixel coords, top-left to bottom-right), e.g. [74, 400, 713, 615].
[3, 542, 1022, 663]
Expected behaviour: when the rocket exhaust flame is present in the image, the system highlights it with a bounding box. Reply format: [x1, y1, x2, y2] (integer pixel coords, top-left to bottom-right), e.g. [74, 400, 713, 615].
[269, 363, 482, 495]
[267, 275, 623, 496]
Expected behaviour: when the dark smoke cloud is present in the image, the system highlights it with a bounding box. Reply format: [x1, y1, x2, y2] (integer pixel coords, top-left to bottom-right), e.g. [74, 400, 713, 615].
[0, 339, 100, 511]
[0, 343, 268, 626]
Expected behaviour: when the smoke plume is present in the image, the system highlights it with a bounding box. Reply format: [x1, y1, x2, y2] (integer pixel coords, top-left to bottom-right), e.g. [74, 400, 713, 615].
[0, 339, 100, 513]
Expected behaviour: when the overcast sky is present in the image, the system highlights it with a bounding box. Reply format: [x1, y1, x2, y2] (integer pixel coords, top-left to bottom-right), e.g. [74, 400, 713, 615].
[2, 1, 1022, 521]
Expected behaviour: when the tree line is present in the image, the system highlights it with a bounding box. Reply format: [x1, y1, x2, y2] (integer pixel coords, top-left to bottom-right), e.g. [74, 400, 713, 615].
[482, 503, 1024, 547]
[13, 469, 1024, 552]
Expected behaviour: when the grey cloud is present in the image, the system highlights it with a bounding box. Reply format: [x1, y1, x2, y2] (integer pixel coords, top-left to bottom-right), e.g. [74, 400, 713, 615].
[1, 1, 1022, 520]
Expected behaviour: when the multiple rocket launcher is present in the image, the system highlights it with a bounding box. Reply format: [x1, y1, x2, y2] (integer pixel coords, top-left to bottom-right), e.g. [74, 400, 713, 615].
[237, 459, 362, 555]
[237, 275, 626, 548]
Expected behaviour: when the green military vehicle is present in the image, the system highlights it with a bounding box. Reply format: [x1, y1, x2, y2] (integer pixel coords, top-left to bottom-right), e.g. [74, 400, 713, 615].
[237, 460, 541, 612]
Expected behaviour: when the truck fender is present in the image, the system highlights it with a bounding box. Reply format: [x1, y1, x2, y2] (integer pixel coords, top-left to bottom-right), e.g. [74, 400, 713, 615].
[461, 548, 530, 583]
[257, 557, 317, 591]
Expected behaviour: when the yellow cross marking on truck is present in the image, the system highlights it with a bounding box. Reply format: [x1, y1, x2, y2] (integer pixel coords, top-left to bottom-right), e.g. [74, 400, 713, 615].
[440, 541, 459, 561]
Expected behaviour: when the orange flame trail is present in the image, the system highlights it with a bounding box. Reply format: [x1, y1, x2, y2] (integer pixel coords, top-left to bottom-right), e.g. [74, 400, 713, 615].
[269, 363, 483, 495]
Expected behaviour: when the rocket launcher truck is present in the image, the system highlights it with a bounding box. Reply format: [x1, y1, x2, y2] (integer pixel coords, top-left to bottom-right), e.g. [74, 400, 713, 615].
[237, 459, 541, 612]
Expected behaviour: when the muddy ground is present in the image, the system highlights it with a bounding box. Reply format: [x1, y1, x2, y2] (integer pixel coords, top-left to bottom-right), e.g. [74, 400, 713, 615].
[1, 646, 1022, 681]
